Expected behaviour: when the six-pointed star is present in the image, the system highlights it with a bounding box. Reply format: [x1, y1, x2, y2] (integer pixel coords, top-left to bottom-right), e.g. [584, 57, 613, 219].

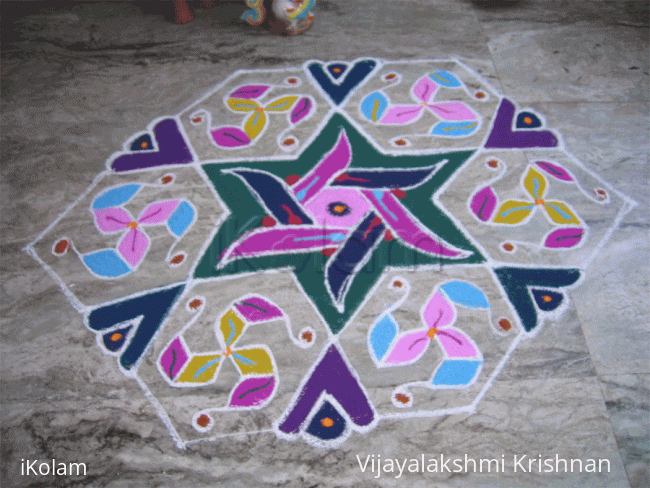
[196, 114, 485, 333]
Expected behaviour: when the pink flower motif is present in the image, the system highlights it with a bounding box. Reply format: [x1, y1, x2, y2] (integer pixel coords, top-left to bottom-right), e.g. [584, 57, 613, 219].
[93, 200, 181, 267]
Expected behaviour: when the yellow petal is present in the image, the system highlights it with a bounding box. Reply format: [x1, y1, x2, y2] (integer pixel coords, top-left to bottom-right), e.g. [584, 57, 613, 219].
[231, 347, 275, 375]
[264, 96, 298, 112]
[227, 98, 258, 112]
[523, 166, 547, 200]
[492, 200, 535, 224]
[544, 201, 581, 225]
[176, 354, 221, 383]
[219, 309, 246, 346]
[244, 109, 267, 140]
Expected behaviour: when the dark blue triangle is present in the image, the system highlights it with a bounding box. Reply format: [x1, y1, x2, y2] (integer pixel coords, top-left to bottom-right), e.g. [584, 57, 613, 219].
[308, 59, 376, 105]
[305, 400, 347, 441]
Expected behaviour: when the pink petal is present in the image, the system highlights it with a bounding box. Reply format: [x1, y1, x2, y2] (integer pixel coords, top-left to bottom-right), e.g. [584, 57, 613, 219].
[470, 186, 497, 222]
[229, 85, 270, 99]
[436, 328, 478, 358]
[383, 329, 430, 365]
[137, 199, 180, 225]
[94, 207, 133, 233]
[535, 161, 574, 182]
[379, 106, 423, 124]
[543, 227, 585, 248]
[117, 228, 149, 267]
[428, 102, 476, 121]
[422, 291, 455, 329]
[412, 77, 438, 103]
[211, 127, 251, 148]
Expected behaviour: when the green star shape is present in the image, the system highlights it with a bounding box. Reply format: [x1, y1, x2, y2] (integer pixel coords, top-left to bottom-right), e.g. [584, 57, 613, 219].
[195, 114, 485, 333]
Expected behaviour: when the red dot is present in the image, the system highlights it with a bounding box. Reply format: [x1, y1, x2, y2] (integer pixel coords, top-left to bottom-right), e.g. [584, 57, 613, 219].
[191, 117, 202, 124]
[392, 189, 407, 199]
[395, 139, 407, 146]
[385, 73, 397, 80]
[301, 331, 313, 342]
[196, 414, 211, 428]
[475, 92, 486, 99]
[498, 319, 512, 331]
[487, 159, 499, 168]
[283, 138, 295, 146]
[170, 254, 185, 265]
[189, 298, 203, 310]
[287, 78, 298, 84]
[393, 280, 403, 288]
[502, 243, 515, 252]
[262, 216, 277, 227]
[54, 239, 69, 255]
[161, 175, 174, 184]
[395, 393, 410, 404]
[384, 230, 394, 241]
[321, 248, 337, 256]
[285, 174, 300, 185]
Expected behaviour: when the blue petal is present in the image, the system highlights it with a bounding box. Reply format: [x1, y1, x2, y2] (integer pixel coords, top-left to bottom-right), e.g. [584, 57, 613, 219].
[360, 92, 388, 122]
[428, 70, 462, 88]
[440, 281, 490, 309]
[431, 120, 479, 137]
[431, 359, 482, 386]
[83, 249, 132, 277]
[369, 313, 398, 362]
[92, 184, 141, 210]
[168, 201, 194, 237]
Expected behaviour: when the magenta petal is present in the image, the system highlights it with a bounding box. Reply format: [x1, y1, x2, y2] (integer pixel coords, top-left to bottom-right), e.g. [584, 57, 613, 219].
[380, 106, 423, 124]
[436, 328, 478, 358]
[543, 227, 585, 248]
[235, 296, 284, 323]
[383, 329, 430, 365]
[137, 199, 180, 225]
[535, 161, 574, 182]
[428, 102, 476, 121]
[423, 291, 455, 329]
[470, 186, 497, 222]
[412, 77, 438, 103]
[94, 208, 133, 233]
[229, 376, 276, 407]
[293, 130, 352, 203]
[290, 97, 312, 124]
[363, 190, 470, 258]
[117, 228, 149, 267]
[211, 127, 252, 148]
[221, 227, 349, 262]
[229, 85, 270, 99]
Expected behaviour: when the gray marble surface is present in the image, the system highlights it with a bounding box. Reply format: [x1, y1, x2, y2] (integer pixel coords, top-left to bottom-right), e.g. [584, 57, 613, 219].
[1, 1, 648, 487]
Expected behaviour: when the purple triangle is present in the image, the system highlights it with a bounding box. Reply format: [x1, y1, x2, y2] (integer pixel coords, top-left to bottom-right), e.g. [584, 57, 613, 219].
[485, 98, 558, 149]
[278, 344, 374, 436]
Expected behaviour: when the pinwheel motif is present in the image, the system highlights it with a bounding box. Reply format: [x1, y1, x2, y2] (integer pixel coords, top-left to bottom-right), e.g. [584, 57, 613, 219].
[216, 129, 471, 311]
[360, 71, 480, 137]
[192, 84, 313, 148]
[491, 166, 582, 226]
[79, 184, 195, 278]
[368, 279, 486, 400]
[159, 295, 298, 412]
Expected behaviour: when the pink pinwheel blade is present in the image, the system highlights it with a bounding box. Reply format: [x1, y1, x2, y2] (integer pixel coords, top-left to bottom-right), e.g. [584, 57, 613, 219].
[412, 77, 438, 103]
[118, 228, 149, 267]
[379, 106, 423, 124]
[229, 85, 270, 99]
[384, 329, 431, 365]
[362, 190, 469, 258]
[293, 130, 352, 203]
[436, 328, 478, 358]
[423, 291, 455, 329]
[137, 199, 180, 225]
[94, 207, 133, 233]
[428, 102, 476, 121]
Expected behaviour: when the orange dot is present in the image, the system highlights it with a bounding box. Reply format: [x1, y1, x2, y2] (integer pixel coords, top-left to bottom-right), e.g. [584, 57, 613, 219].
[333, 68, 342, 73]
[161, 175, 173, 184]
[196, 414, 211, 428]
[498, 319, 512, 331]
[427, 328, 438, 339]
[393, 280, 403, 288]
[170, 254, 185, 265]
[395, 393, 410, 404]
[534, 199, 545, 206]
[321, 417, 334, 427]
[487, 159, 499, 168]
[191, 117, 202, 124]
[188, 298, 203, 310]
[301, 331, 313, 342]
[127, 221, 138, 229]
[110, 333, 123, 342]
[140, 141, 149, 149]
[283, 138, 295, 146]
[333, 205, 346, 214]
[502, 243, 515, 252]
[542, 295, 553, 303]
[395, 139, 407, 146]
[385, 73, 396, 80]
[287, 78, 297, 84]
[523, 116, 533, 125]
[475, 91, 485, 99]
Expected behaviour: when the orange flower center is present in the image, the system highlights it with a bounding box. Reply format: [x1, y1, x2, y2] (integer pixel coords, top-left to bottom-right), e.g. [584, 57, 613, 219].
[223, 346, 232, 357]
[255, 106, 264, 112]
[427, 327, 438, 339]
[127, 221, 138, 229]
[534, 199, 545, 206]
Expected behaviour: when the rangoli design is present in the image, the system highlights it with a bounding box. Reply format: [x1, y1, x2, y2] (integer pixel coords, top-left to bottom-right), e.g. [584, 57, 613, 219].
[27, 59, 637, 449]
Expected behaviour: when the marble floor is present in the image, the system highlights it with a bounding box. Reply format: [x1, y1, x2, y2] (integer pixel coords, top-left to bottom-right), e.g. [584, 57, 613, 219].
[1, 1, 648, 487]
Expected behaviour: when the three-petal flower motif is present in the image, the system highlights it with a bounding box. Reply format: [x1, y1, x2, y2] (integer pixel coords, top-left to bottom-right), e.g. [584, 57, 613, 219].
[491, 166, 582, 225]
[360, 71, 480, 137]
[217, 129, 472, 312]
